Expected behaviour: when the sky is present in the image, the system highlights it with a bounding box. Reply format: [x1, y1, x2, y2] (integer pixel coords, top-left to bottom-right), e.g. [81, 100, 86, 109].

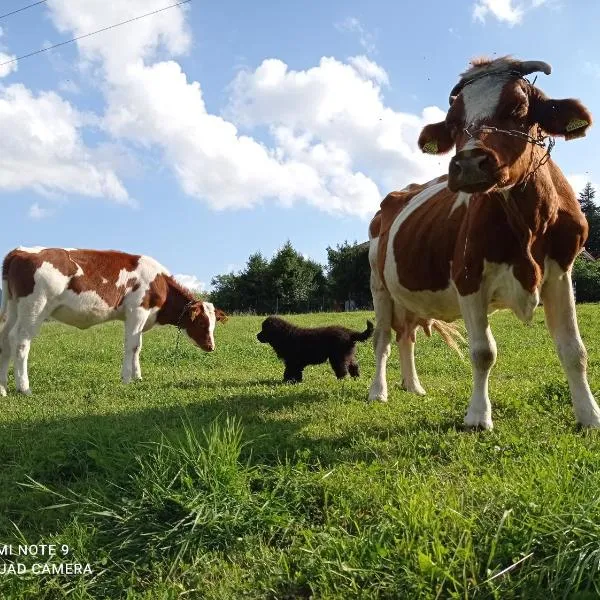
[1, 0, 599, 291]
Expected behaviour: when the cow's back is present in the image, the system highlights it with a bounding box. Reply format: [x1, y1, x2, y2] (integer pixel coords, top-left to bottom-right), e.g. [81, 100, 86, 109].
[3, 247, 169, 329]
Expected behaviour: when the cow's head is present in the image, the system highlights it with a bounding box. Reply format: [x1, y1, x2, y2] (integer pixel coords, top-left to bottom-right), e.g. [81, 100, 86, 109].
[418, 57, 592, 193]
[184, 301, 227, 352]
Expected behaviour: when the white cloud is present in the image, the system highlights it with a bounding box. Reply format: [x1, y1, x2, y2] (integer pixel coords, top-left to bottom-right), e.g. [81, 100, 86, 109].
[28, 202, 53, 219]
[0, 53, 17, 78]
[0, 84, 130, 202]
[0, 26, 17, 77]
[348, 55, 389, 85]
[472, 0, 549, 25]
[335, 17, 376, 54]
[228, 57, 449, 214]
[43, 1, 449, 219]
[174, 273, 205, 293]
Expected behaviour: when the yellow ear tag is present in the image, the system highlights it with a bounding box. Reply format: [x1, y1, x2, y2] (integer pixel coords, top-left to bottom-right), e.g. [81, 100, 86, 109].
[423, 141, 438, 154]
[566, 118, 589, 132]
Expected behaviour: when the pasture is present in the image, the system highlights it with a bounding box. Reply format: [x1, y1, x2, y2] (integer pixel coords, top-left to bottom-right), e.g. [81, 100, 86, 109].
[1, 308, 600, 598]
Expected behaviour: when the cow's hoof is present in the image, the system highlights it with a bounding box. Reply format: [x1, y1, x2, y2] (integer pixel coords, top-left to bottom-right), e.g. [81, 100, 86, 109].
[463, 413, 493, 430]
[400, 381, 426, 396]
[17, 388, 32, 397]
[367, 392, 388, 403]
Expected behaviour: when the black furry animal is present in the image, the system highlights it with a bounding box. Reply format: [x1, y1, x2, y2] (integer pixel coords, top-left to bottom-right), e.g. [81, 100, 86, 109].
[257, 316, 374, 383]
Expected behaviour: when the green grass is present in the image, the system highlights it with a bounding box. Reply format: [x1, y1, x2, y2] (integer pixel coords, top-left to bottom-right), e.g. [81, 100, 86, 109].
[2, 307, 600, 598]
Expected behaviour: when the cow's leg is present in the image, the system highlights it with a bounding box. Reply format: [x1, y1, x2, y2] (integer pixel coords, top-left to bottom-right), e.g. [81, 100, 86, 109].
[368, 270, 393, 402]
[122, 309, 147, 383]
[397, 329, 426, 396]
[542, 263, 600, 427]
[11, 298, 47, 395]
[459, 292, 496, 429]
[0, 299, 17, 397]
[132, 334, 143, 381]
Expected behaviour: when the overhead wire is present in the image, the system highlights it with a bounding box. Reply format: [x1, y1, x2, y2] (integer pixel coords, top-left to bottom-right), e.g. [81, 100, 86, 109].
[0, 0, 192, 68]
[0, 0, 47, 21]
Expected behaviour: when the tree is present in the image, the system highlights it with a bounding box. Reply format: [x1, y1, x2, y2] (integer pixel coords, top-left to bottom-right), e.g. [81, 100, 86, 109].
[326, 241, 371, 309]
[270, 242, 325, 313]
[209, 242, 327, 314]
[238, 252, 271, 313]
[578, 182, 600, 257]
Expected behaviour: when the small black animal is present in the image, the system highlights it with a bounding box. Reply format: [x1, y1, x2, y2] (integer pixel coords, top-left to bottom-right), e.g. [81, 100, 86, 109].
[257, 316, 374, 383]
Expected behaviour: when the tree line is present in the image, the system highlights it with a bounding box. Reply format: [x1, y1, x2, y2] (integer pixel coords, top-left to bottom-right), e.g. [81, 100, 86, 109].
[208, 182, 600, 313]
[210, 241, 371, 314]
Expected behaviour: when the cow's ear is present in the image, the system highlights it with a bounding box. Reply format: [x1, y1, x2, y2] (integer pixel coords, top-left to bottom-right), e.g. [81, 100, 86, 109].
[532, 97, 592, 140]
[215, 308, 228, 323]
[189, 302, 203, 321]
[418, 121, 455, 154]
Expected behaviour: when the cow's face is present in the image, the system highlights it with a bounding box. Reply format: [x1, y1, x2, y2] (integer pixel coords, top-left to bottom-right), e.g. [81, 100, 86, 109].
[185, 301, 227, 352]
[418, 58, 592, 193]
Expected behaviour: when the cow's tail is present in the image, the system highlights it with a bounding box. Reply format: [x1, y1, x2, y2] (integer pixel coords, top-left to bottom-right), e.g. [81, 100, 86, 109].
[352, 320, 374, 343]
[424, 320, 465, 357]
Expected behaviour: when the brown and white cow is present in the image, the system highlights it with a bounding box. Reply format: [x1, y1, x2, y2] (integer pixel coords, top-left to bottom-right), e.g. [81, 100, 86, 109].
[0, 247, 227, 395]
[368, 56, 600, 429]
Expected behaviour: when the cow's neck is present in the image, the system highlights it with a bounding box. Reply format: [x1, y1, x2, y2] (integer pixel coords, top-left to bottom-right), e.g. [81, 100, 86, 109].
[498, 164, 558, 237]
[157, 278, 196, 327]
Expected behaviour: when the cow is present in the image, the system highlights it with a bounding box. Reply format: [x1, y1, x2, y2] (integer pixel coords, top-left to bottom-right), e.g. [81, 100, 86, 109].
[0, 247, 227, 396]
[368, 56, 600, 429]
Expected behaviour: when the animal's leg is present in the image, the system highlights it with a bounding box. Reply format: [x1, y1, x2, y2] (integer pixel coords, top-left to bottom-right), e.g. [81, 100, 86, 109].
[368, 268, 393, 402]
[122, 309, 147, 383]
[542, 262, 600, 427]
[330, 356, 349, 379]
[459, 291, 497, 429]
[283, 363, 303, 384]
[11, 297, 47, 395]
[0, 299, 17, 397]
[132, 334, 143, 381]
[348, 356, 360, 378]
[397, 327, 426, 396]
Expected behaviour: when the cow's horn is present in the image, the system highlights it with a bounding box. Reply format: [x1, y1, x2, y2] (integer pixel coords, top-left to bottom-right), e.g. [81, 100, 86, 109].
[516, 60, 552, 76]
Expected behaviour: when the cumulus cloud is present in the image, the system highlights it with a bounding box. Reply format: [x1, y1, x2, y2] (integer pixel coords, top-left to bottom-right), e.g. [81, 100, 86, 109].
[0, 84, 130, 202]
[174, 273, 205, 293]
[472, 0, 548, 25]
[43, 1, 448, 219]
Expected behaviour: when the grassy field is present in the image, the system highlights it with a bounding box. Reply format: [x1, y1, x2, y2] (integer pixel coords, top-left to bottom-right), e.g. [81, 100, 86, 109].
[1, 307, 600, 598]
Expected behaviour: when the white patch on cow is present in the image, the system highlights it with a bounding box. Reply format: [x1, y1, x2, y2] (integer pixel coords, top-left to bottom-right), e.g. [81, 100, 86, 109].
[16, 246, 46, 254]
[462, 75, 509, 127]
[203, 301, 216, 348]
[101, 277, 108, 284]
[484, 260, 539, 323]
[450, 191, 471, 214]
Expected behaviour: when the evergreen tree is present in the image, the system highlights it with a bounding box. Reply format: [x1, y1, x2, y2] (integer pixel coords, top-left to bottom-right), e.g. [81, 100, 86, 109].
[578, 182, 600, 257]
[326, 241, 371, 308]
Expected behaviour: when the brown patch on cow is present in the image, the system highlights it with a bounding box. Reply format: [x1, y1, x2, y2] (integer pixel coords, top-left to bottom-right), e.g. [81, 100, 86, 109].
[369, 211, 381, 239]
[3, 248, 79, 299]
[65, 250, 141, 308]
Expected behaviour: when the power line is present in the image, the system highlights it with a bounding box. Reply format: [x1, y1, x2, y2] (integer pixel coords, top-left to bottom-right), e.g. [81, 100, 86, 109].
[0, 0, 47, 21]
[0, 0, 192, 68]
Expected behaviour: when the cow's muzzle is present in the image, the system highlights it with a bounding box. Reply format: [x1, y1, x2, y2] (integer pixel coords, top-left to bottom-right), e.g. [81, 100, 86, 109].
[448, 149, 500, 193]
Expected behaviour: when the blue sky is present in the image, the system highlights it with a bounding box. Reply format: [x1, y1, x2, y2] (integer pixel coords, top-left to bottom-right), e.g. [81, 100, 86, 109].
[1, 0, 599, 290]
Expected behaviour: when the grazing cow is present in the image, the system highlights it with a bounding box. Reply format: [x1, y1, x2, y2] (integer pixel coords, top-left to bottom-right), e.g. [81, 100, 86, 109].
[0, 247, 227, 396]
[368, 56, 600, 429]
